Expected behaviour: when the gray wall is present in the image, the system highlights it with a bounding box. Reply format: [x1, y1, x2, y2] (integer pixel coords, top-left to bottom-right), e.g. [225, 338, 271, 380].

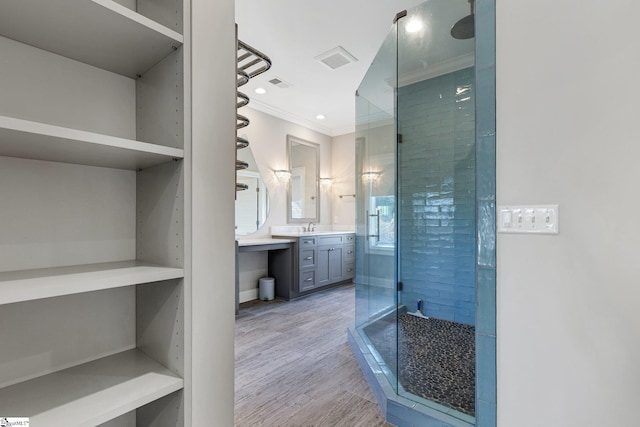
[497, 1, 640, 425]
[331, 133, 356, 226]
[237, 107, 333, 238]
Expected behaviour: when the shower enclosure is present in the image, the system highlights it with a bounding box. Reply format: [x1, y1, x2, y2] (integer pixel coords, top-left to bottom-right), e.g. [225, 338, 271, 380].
[353, 1, 484, 425]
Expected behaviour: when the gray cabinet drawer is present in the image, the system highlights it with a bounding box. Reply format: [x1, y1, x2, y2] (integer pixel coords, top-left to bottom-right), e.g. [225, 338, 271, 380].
[344, 244, 355, 261]
[300, 270, 315, 291]
[343, 262, 355, 279]
[300, 249, 316, 268]
[299, 237, 317, 247]
[317, 235, 343, 246]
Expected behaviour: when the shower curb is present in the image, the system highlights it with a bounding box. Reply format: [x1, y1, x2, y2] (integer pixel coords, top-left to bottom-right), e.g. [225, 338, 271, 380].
[348, 327, 474, 427]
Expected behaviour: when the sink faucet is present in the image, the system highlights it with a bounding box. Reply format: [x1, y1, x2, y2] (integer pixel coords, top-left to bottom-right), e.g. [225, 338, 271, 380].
[307, 222, 316, 232]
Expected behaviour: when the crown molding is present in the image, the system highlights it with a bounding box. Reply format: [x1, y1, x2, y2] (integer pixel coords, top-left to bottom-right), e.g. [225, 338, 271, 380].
[331, 124, 356, 137]
[248, 99, 334, 137]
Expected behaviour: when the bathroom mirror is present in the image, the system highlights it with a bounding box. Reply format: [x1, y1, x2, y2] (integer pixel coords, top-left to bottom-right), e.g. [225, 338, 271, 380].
[236, 142, 270, 235]
[287, 135, 319, 223]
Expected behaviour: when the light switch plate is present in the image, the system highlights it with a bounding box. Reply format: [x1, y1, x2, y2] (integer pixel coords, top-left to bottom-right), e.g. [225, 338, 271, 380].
[497, 204, 559, 234]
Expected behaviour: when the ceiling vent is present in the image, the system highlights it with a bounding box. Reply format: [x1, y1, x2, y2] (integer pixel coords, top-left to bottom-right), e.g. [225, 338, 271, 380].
[268, 77, 291, 88]
[315, 46, 358, 70]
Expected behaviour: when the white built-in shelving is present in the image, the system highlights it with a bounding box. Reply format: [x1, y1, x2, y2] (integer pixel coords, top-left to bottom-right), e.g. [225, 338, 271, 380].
[0, 0, 190, 425]
[0, 116, 184, 170]
[0, 261, 184, 305]
[0, 0, 183, 78]
[0, 349, 184, 427]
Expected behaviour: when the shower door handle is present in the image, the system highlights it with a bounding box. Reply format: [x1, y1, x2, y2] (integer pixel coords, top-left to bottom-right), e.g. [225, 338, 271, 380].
[366, 209, 380, 242]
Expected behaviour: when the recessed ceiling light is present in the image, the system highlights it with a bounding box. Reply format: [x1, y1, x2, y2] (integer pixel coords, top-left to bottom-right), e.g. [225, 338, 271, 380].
[405, 18, 423, 33]
[254, 87, 266, 94]
[316, 114, 326, 120]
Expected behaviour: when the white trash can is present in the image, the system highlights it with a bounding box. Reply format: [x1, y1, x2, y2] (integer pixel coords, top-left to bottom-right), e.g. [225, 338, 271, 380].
[258, 277, 275, 301]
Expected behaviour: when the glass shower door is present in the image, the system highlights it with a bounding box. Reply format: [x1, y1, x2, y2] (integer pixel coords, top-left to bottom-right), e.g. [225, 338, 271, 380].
[395, 0, 476, 422]
[354, 0, 477, 424]
[354, 23, 399, 389]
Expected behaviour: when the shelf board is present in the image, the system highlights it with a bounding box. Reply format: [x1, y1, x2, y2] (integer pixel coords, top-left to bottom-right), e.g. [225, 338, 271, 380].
[0, 0, 183, 78]
[0, 261, 184, 305]
[0, 349, 183, 427]
[0, 116, 184, 170]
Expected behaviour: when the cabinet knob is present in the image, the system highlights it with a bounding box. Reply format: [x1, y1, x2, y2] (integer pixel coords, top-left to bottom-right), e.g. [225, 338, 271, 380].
[347, 251, 353, 254]
[347, 268, 352, 272]
[303, 240, 312, 244]
[305, 278, 313, 282]
[304, 256, 313, 260]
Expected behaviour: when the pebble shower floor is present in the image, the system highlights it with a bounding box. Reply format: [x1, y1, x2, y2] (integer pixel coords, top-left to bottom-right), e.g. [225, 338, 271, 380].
[363, 312, 476, 417]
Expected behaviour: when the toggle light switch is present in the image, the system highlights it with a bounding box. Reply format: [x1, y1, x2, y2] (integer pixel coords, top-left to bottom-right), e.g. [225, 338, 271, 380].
[497, 204, 559, 234]
[500, 210, 513, 228]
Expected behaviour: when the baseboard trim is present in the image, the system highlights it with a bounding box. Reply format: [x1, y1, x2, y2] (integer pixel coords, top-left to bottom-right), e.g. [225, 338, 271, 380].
[239, 289, 258, 303]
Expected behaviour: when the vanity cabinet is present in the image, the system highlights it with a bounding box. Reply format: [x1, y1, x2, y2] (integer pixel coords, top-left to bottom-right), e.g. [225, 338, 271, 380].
[274, 233, 355, 297]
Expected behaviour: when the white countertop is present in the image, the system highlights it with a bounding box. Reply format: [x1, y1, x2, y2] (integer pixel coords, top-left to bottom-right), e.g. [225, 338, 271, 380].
[270, 231, 355, 237]
[236, 238, 296, 247]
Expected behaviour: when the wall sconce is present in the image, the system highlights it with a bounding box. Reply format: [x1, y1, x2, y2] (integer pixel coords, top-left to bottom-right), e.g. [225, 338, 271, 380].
[274, 169, 291, 182]
[361, 171, 381, 183]
[319, 177, 333, 188]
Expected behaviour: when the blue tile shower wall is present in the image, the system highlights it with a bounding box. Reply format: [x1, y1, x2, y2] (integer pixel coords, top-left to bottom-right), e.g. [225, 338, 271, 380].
[398, 67, 476, 325]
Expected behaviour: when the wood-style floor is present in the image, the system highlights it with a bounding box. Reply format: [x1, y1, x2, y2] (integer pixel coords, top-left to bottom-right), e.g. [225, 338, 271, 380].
[235, 284, 392, 427]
